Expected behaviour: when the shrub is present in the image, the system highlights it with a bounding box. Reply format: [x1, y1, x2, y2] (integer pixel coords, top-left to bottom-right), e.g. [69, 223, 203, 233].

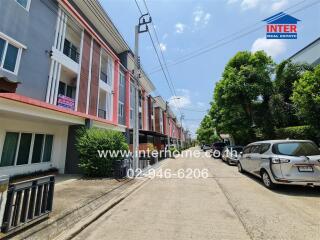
[76, 128, 129, 177]
[275, 125, 320, 145]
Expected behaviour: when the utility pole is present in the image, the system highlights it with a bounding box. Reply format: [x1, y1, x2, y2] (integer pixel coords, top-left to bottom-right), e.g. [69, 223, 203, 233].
[165, 101, 170, 147]
[133, 13, 151, 174]
[180, 114, 184, 148]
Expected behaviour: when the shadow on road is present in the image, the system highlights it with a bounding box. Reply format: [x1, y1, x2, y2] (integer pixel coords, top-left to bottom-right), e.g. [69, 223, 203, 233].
[241, 171, 320, 198]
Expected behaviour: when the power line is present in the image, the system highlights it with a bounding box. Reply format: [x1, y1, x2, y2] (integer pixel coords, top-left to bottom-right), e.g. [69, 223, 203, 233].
[142, 0, 181, 108]
[148, 0, 319, 74]
[134, 0, 183, 117]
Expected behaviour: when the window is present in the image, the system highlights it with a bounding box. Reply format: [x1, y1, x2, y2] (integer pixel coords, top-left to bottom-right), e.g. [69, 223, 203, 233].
[259, 144, 270, 154]
[16, 133, 32, 165]
[0, 35, 22, 74]
[0, 132, 54, 167]
[0, 132, 19, 167]
[100, 52, 113, 87]
[16, 0, 31, 11]
[118, 102, 124, 118]
[273, 142, 320, 156]
[58, 81, 76, 99]
[63, 39, 79, 63]
[119, 72, 125, 87]
[251, 145, 261, 154]
[243, 146, 252, 154]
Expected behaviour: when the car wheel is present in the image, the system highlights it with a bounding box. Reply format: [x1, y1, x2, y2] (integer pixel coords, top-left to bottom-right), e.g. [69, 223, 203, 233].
[238, 163, 244, 173]
[261, 170, 276, 189]
[227, 158, 232, 165]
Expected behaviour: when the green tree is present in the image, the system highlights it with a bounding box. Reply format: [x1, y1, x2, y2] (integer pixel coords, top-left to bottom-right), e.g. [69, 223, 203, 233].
[196, 114, 220, 144]
[291, 65, 320, 129]
[212, 51, 275, 143]
[270, 60, 313, 127]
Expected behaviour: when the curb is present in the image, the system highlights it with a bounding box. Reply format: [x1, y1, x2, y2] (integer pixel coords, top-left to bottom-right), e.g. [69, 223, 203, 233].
[54, 158, 171, 240]
[54, 177, 150, 240]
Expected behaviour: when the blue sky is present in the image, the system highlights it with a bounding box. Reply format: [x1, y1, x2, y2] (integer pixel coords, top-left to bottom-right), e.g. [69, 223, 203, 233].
[100, 0, 320, 136]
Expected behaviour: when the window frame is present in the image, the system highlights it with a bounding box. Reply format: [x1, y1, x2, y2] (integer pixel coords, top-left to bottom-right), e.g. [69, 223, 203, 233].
[118, 101, 124, 118]
[0, 32, 26, 75]
[15, 0, 32, 11]
[0, 131, 54, 168]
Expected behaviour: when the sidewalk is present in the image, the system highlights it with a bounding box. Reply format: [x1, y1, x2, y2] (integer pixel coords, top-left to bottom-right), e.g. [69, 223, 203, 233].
[9, 176, 138, 240]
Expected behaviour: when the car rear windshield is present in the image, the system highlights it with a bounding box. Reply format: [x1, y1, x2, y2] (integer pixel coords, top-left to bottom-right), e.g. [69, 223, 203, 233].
[228, 147, 243, 153]
[274, 142, 320, 156]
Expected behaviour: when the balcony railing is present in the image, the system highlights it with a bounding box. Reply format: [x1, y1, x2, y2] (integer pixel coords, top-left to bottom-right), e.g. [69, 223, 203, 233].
[63, 40, 80, 63]
[100, 71, 108, 84]
[98, 109, 107, 119]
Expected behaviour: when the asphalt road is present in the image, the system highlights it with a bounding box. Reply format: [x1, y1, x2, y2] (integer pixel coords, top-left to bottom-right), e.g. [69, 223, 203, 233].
[73, 147, 320, 240]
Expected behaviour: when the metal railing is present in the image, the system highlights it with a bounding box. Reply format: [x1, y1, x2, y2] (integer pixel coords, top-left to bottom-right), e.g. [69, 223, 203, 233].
[98, 109, 107, 119]
[1, 176, 55, 233]
[63, 43, 80, 63]
[100, 71, 108, 84]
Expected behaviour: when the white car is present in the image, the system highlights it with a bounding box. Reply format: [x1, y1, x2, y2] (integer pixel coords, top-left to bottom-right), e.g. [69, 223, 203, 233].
[238, 140, 320, 189]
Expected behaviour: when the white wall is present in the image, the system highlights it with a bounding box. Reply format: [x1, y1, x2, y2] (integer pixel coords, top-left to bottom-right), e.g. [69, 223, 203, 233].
[0, 116, 68, 176]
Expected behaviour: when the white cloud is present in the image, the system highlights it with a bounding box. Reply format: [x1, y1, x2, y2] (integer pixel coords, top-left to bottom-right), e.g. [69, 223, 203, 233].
[168, 89, 191, 109]
[228, 0, 289, 12]
[175, 22, 186, 34]
[227, 0, 239, 4]
[251, 37, 286, 58]
[271, 0, 288, 12]
[241, 0, 260, 10]
[159, 42, 167, 51]
[193, 7, 211, 28]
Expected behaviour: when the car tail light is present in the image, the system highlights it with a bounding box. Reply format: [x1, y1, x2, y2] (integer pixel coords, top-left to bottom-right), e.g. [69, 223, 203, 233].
[271, 157, 280, 164]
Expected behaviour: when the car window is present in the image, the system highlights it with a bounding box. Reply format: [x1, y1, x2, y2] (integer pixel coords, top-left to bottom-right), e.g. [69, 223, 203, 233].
[259, 144, 270, 154]
[250, 145, 261, 154]
[243, 146, 252, 154]
[274, 142, 320, 156]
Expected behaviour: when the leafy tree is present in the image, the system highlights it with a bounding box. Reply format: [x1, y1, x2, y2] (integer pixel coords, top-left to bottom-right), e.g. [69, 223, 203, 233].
[291, 65, 320, 129]
[196, 114, 220, 144]
[212, 51, 275, 142]
[270, 60, 313, 127]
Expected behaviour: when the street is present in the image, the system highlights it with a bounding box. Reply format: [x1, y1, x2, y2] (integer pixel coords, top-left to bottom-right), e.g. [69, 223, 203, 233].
[73, 148, 320, 240]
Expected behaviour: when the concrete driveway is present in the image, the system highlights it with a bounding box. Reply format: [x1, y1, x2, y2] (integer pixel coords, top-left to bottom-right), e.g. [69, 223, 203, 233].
[73, 147, 320, 240]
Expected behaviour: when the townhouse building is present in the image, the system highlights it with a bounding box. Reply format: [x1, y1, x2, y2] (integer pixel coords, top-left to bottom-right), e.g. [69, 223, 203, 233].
[0, 0, 185, 177]
[289, 37, 320, 66]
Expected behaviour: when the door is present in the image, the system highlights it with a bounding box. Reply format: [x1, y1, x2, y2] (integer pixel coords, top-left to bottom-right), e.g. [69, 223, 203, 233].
[248, 145, 261, 175]
[241, 145, 252, 170]
[275, 142, 320, 182]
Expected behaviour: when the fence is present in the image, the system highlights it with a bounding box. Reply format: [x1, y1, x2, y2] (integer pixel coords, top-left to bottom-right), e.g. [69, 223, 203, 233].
[1, 176, 55, 234]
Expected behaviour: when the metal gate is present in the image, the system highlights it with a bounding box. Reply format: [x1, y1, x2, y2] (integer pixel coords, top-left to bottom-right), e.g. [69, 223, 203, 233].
[1, 175, 55, 233]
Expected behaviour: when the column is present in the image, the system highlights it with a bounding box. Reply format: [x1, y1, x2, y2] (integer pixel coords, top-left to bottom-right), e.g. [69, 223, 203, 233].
[112, 59, 120, 124]
[125, 71, 130, 128]
[142, 90, 146, 130]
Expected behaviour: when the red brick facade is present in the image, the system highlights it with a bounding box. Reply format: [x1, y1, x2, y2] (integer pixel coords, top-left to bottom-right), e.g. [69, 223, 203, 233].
[88, 39, 100, 116]
[77, 30, 91, 113]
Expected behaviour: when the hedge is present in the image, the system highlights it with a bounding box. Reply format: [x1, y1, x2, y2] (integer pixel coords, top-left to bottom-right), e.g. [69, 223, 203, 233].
[76, 128, 129, 177]
[275, 125, 320, 145]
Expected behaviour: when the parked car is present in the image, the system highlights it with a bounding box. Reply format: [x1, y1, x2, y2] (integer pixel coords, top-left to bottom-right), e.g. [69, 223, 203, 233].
[211, 142, 227, 158]
[221, 146, 244, 165]
[202, 144, 211, 152]
[238, 140, 320, 189]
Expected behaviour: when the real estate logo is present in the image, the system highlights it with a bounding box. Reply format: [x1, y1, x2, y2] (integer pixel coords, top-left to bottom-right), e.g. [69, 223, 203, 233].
[263, 12, 300, 39]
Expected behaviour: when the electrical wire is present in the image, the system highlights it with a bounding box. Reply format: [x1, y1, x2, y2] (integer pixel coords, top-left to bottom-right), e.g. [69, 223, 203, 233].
[134, 0, 183, 119]
[148, 0, 319, 74]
